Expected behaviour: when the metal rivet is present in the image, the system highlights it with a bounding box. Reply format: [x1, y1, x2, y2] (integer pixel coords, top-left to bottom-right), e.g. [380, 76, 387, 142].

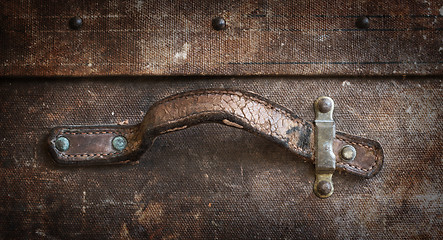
[69, 16, 83, 30]
[212, 17, 226, 31]
[341, 145, 356, 162]
[55, 137, 69, 152]
[317, 98, 332, 113]
[356, 16, 369, 29]
[317, 181, 332, 196]
[112, 136, 127, 151]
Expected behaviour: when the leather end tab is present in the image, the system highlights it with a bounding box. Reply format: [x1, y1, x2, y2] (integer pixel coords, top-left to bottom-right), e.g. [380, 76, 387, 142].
[48, 126, 139, 165]
[334, 132, 384, 178]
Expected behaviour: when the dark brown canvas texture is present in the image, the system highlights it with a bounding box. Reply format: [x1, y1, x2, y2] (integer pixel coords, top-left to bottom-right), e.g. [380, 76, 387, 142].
[0, 77, 441, 239]
[0, 0, 442, 77]
[0, 0, 442, 240]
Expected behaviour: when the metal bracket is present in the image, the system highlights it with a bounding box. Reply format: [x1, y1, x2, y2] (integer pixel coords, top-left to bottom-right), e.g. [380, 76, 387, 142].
[313, 96, 336, 198]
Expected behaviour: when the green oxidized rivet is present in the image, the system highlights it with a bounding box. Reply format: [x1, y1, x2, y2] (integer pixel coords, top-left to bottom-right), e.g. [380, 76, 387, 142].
[55, 137, 70, 152]
[112, 136, 127, 151]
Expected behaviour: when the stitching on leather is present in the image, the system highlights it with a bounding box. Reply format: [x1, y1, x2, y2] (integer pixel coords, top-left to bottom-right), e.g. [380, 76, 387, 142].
[158, 90, 305, 126]
[336, 136, 374, 151]
[62, 131, 121, 135]
[64, 152, 122, 158]
[59, 129, 130, 157]
[58, 90, 378, 174]
[63, 90, 307, 156]
[155, 109, 308, 155]
[61, 128, 136, 136]
[156, 90, 310, 154]
[336, 136, 379, 172]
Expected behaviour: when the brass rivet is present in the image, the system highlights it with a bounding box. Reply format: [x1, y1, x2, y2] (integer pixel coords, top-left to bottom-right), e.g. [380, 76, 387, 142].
[55, 137, 69, 152]
[112, 136, 127, 151]
[317, 98, 332, 113]
[341, 145, 356, 161]
[317, 181, 332, 196]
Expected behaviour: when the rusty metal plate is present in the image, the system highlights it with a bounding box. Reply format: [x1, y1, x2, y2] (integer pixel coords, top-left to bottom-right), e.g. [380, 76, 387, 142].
[0, 0, 442, 77]
[0, 77, 441, 239]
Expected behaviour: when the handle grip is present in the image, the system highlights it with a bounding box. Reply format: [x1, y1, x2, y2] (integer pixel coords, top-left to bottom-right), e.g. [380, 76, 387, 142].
[48, 89, 383, 178]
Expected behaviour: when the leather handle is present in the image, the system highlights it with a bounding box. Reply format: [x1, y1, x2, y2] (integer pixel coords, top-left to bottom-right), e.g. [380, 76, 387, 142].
[48, 89, 383, 178]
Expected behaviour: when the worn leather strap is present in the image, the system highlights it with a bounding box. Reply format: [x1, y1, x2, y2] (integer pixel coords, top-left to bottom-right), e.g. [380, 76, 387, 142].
[48, 89, 383, 178]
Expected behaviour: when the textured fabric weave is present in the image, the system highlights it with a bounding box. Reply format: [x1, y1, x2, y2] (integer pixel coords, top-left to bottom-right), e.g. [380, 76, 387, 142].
[0, 77, 441, 239]
[0, 0, 442, 76]
[1, 0, 441, 239]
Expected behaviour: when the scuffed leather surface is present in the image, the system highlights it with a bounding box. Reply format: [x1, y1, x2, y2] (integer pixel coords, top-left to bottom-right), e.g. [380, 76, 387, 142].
[1, 77, 440, 239]
[143, 89, 383, 178]
[49, 89, 383, 178]
[142, 89, 313, 159]
[48, 126, 137, 165]
[0, 0, 441, 238]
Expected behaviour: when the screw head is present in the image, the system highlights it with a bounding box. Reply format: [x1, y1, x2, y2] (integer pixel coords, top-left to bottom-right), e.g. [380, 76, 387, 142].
[112, 136, 127, 151]
[212, 17, 226, 31]
[341, 145, 356, 161]
[55, 137, 70, 152]
[356, 16, 369, 29]
[317, 180, 332, 196]
[69, 16, 83, 30]
[317, 98, 332, 113]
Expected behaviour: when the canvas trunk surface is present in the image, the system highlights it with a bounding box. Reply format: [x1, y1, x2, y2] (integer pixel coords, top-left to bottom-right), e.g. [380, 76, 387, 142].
[0, 0, 442, 240]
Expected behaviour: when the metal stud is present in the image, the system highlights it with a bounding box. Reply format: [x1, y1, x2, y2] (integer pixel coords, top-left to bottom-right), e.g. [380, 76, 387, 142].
[356, 16, 369, 29]
[69, 16, 83, 30]
[112, 136, 127, 151]
[317, 98, 333, 113]
[212, 17, 226, 31]
[341, 145, 356, 162]
[317, 180, 332, 196]
[55, 137, 70, 152]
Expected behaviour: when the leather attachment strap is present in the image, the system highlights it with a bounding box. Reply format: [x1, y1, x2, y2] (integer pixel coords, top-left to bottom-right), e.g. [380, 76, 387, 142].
[48, 89, 383, 178]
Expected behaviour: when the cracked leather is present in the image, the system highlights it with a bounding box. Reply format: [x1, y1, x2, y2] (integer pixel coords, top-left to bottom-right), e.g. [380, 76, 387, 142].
[48, 89, 383, 178]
